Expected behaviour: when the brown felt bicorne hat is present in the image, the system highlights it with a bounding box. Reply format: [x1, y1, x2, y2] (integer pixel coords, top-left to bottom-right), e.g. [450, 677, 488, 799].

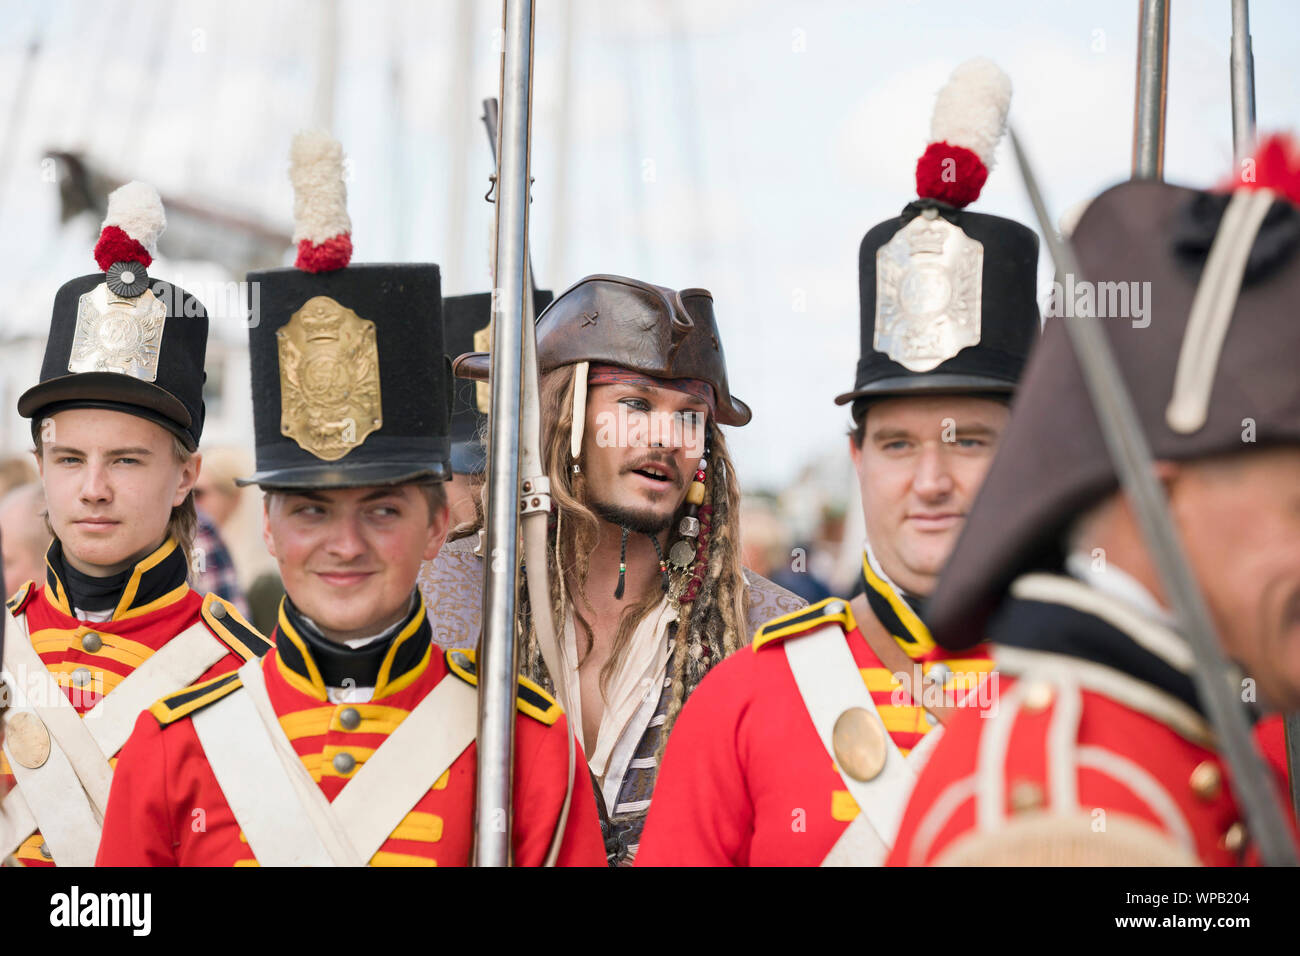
[452, 274, 751, 428]
[929, 174, 1300, 650]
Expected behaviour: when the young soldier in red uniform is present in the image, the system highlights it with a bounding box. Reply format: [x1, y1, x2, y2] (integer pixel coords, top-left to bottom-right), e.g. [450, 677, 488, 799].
[637, 59, 1040, 866]
[0, 183, 269, 868]
[96, 132, 603, 867]
[888, 137, 1300, 866]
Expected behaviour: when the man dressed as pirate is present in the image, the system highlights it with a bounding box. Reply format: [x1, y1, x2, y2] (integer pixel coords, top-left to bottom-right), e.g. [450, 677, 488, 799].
[638, 59, 1040, 866]
[1, 182, 270, 868]
[97, 132, 604, 867]
[421, 274, 805, 865]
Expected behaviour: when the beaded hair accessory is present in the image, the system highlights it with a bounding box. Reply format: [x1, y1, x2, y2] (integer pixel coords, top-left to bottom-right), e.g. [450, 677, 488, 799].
[667, 424, 712, 605]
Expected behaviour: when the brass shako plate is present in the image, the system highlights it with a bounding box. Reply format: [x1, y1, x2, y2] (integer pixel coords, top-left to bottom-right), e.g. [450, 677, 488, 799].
[277, 295, 383, 461]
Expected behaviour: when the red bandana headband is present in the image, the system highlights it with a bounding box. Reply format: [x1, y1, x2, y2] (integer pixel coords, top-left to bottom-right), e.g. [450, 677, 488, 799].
[585, 363, 717, 417]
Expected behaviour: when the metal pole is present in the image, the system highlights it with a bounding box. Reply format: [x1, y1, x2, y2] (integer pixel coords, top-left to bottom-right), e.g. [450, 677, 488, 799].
[1230, 1, 1256, 166]
[1232, 0, 1300, 825]
[1011, 129, 1297, 866]
[312, 0, 339, 132]
[1132, 0, 1170, 179]
[444, 0, 477, 288]
[548, 0, 576, 284]
[473, 0, 535, 868]
[479, 90, 572, 866]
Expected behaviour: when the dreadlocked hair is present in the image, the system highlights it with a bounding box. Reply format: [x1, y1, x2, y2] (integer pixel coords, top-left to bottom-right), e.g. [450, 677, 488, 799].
[486, 364, 749, 758]
[657, 419, 748, 756]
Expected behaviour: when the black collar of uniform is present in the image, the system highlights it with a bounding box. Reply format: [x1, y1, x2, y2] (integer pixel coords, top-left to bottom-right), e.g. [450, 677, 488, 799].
[858, 549, 938, 658]
[987, 587, 1206, 718]
[44, 536, 189, 620]
[275, 593, 430, 693]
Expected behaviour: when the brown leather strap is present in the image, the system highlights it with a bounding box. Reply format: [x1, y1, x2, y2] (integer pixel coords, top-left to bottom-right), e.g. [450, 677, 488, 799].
[849, 594, 957, 728]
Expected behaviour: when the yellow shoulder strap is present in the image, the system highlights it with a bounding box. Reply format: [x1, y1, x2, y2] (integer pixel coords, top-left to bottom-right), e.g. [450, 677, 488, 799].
[752, 596, 854, 652]
[149, 671, 244, 725]
[200, 593, 273, 662]
[445, 650, 561, 725]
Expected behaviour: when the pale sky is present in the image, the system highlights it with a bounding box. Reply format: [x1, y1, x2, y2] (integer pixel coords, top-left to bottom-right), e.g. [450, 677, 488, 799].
[1, 0, 1296, 489]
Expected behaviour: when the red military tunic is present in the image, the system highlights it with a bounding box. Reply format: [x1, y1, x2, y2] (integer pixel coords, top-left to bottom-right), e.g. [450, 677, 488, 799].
[888, 573, 1299, 866]
[96, 599, 606, 867]
[2, 538, 268, 867]
[636, 594, 992, 866]
[1255, 713, 1294, 798]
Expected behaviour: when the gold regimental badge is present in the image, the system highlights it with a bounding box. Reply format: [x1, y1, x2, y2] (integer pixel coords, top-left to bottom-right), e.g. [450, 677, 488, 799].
[277, 296, 382, 461]
[69, 284, 167, 380]
[875, 212, 984, 372]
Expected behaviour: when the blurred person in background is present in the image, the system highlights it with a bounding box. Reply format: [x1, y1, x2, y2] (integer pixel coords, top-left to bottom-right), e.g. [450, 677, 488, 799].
[740, 495, 832, 604]
[189, 509, 250, 617]
[193, 445, 282, 632]
[193, 446, 244, 528]
[440, 289, 553, 533]
[0, 482, 51, 599]
[0, 457, 37, 499]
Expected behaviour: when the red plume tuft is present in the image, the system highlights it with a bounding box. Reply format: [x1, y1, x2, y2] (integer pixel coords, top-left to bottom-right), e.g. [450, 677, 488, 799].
[294, 234, 353, 273]
[1224, 133, 1300, 207]
[93, 225, 153, 272]
[916, 142, 988, 208]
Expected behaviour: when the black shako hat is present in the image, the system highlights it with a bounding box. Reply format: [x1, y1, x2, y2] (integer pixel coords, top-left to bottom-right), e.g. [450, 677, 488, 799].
[17, 182, 209, 450]
[239, 131, 451, 490]
[443, 288, 553, 476]
[929, 153, 1300, 650]
[835, 58, 1040, 408]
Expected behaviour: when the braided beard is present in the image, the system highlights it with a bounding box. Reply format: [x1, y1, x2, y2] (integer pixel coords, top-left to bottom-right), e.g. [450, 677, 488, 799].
[590, 498, 674, 536]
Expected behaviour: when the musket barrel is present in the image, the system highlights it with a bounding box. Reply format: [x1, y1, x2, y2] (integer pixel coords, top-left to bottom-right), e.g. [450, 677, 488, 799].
[1132, 0, 1170, 180]
[474, 0, 536, 868]
[1230, 0, 1256, 165]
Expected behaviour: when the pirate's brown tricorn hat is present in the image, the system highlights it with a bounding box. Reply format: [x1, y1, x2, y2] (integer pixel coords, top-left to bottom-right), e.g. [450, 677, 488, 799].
[929, 161, 1300, 650]
[452, 274, 751, 427]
